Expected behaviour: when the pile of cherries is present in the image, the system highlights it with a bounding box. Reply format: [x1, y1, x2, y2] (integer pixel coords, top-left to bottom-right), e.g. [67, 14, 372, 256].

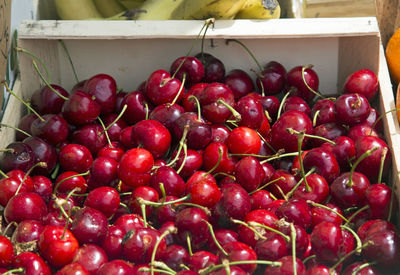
[0, 46, 398, 275]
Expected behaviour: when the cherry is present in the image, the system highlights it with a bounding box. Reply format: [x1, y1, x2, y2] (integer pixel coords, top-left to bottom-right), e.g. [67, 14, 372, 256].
[170, 56, 205, 86]
[320, 136, 355, 171]
[97, 259, 135, 275]
[311, 98, 336, 126]
[199, 82, 236, 124]
[176, 207, 210, 250]
[287, 65, 319, 102]
[259, 95, 280, 120]
[227, 126, 261, 154]
[72, 123, 107, 155]
[212, 183, 251, 227]
[22, 137, 57, 175]
[224, 69, 254, 100]
[84, 186, 120, 218]
[220, 241, 258, 274]
[54, 171, 88, 195]
[171, 148, 203, 179]
[121, 91, 152, 125]
[341, 261, 381, 275]
[162, 244, 190, 271]
[145, 69, 183, 106]
[190, 178, 221, 208]
[113, 213, 145, 233]
[276, 199, 312, 230]
[97, 143, 124, 162]
[38, 225, 79, 268]
[87, 156, 118, 189]
[30, 114, 69, 146]
[182, 83, 208, 112]
[72, 244, 108, 274]
[84, 73, 117, 114]
[42, 211, 68, 227]
[149, 166, 185, 197]
[101, 225, 126, 259]
[357, 219, 397, 242]
[123, 227, 167, 263]
[250, 190, 275, 210]
[47, 193, 79, 215]
[207, 229, 239, 254]
[119, 125, 135, 148]
[235, 96, 264, 129]
[234, 156, 265, 192]
[268, 169, 298, 199]
[194, 53, 225, 83]
[283, 96, 311, 117]
[310, 203, 343, 228]
[344, 69, 378, 101]
[209, 266, 246, 275]
[131, 119, 171, 159]
[62, 90, 101, 126]
[129, 185, 159, 218]
[0, 142, 35, 173]
[149, 103, 185, 132]
[102, 113, 128, 142]
[303, 147, 340, 184]
[0, 171, 34, 207]
[0, 235, 14, 268]
[202, 142, 237, 175]
[365, 183, 392, 219]
[58, 144, 93, 174]
[280, 223, 309, 258]
[270, 110, 313, 153]
[31, 84, 69, 115]
[311, 122, 347, 147]
[16, 113, 38, 141]
[70, 206, 108, 244]
[13, 219, 44, 243]
[256, 61, 287, 96]
[4, 192, 47, 223]
[292, 173, 329, 204]
[153, 196, 182, 225]
[13, 252, 52, 275]
[188, 250, 219, 272]
[55, 262, 90, 275]
[334, 93, 371, 126]
[255, 232, 288, 261]
[115, 90, 128, 112]
[118, 148, 154, 188]
[362, 230, 400, 272]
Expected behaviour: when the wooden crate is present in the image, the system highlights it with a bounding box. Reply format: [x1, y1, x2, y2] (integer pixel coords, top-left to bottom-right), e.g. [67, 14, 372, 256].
[2, 17, 399, 206]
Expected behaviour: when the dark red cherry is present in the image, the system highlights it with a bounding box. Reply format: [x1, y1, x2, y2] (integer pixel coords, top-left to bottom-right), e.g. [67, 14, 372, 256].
[31, 84, 69, 115]
[84, 73, 117, 114]
[87, 156, 118, 189]
[4, 192, 47, 223]
[113, 213, 144, 233]
[102, 113, 128, 142]
[334, 93, 371, 126]
[365, 183, 392, 219]
[234, 156, 265, 192]
[224, 69, 254, 100]
[162, 244, 190, 271]
[235, 96, 264, 129]
[341, 261, 381, 275]
[97, 259, 135, 275]
[344, 69, 378, 101]
[72, 123, 107, 155]
[13, 251, 51, 275]
[145, 69, 183, 106]
[58, 143, 93, 173]
[311, 203, 343, 228]
[250, 190, 275, 210]
[171, 148, 203, 179]
[170, 56, 205, 86]
[287, 65, 319, 102]
[0, 142, 35, 173]
[55, 263, 90, 275]
[259, 95, 280, 120]
[268, 169, 298, 200]
[30, 114, 69, 146]
[320, 136, 355, 171]
[54, 171, 87, 195]
[220, 241, 257, 274]
[62, 90, 101, 126]
[311, 98, 336, 126]
[202, 142, 236, 176]
[118, 148, 154, 188]
[182, 83, 208, 112]
[283, 96, 311, 117]
[84, 186, 120, 218]
[13, 219, 44, 243]
[149, 103, 185, 132]
[357, 219, 397, 242]
[72, 244, 108, 274]
[101, 225, 126, 259]
[121, 91, 152, 125]
[256, 61, 287, 96]
[292, 173, 329, 204]
[70, 207, 109, 244]
[16, 113, 38, 141]
[311, 122, 347, 147]
[347, 123, 379, 142]
[303, 147, 340, 184]
[265, 256, 306, 275]
[22, 137, 57, 175]
[194, 53, 225, 83]
[149, 165, 185, 197]
[190, 178, 221, 208]
[255, 232, 288, 261]
[128, 185, 159, 217]
[0, 235, 14, 268]
[276, 199, 312, 230]
[188, 250, 219, 272]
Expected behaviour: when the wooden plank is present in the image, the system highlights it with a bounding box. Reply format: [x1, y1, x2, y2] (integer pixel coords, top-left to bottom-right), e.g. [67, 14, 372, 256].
[375, 0, 400, 47]
[305, 0, 376, 18]
[18, 18, 380, 40]
[0, 0, 11, 116]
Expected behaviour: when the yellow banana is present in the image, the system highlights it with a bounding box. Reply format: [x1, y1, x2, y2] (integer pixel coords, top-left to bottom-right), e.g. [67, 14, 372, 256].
[55, 0, 103, 20]
[117, 0, 146, 9]
[170, 0, 246, 20]
[235, 0, 281, 19]
[137, 0, 185, 20]
[93, 0, 126, 17]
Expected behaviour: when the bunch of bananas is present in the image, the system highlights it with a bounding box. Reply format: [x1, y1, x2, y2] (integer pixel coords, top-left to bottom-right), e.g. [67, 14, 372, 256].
[55, 0, 281, 20]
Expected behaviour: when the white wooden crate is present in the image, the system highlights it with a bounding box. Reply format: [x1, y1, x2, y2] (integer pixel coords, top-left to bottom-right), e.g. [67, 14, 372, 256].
[2, 18, 399, 204]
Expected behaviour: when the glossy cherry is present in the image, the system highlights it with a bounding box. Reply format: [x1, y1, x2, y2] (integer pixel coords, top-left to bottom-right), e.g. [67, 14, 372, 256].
[118, 148, 154, 188]
[84, 73, 117, 114]
[84, 186, 120, 218]
[4, 192, 47, 223]
[70, 206, 108, 244]
[62, 90, 101, 126]
[224, 69, 254, 100]
[286, 65, 319, 102]
[145, 69, 183, 106]
[58, 144, 93, 173]
[72, 244, 108, 274]
[13, 251, 51, 275]
[344, 69, 379, 101]
[170, 56, 205, 86]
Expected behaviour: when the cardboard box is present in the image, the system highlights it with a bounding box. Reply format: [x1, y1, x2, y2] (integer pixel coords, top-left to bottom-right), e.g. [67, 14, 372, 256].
[2, 17, 399, 205]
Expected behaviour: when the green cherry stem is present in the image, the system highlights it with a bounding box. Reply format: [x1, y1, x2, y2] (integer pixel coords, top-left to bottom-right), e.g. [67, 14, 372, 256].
[377, 147, 388, 184]
[201, 260, 281, 275]
[306, 200, 349, 223]
[230, 218, 266, 241]
[2, 267, 25, 274]
[176, 144, 188, 174]
[186, 233, 193, 256]
[0, 123, 32, 138]
[217, 99, 241, 122]
[287, 128, 336, 145]
[15, 46, 51, 82]
[167, 125, 189, 167]
[137, 196, 189, 207]
[345, 205, 370, 225]
[139, 268, 175, 275]
[15, 162, 47, 195]
[202, 219, 228, 256]
[329, 241, 373, 272]
[276, 90, 292, 120]
[347, 147, 379, 187]
[301, 65, 324, 99]
[312, 110, 320, 127]
[290, 223, 297, 275]
[0, 169, 8, 179]
[286, 167, 316, 199]
[248, 221, 290, 242]
[225, 39, 263, 71]
[188, 95, 202, 121]
[293, 129, 310, 191]
[341, 225, 362, 254]
[100, 104, 128, 134]
[140, 203, 148, 228]
[150, 226, 177, 275]
[53, 170, 90, 195]
[97, 117, 113, 147]
[205, 147, 223, 176]
[170, 73, 186, 106]
[351, 262, 377, 275]
[159, 183, 167, 203]
[249, 176, 285, 195]
[260, 151, 299, 164]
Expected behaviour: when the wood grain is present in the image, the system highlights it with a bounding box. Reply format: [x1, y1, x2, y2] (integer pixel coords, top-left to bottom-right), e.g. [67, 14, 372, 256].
[0, 0, 11, 115]
[375, 0, 400, 47]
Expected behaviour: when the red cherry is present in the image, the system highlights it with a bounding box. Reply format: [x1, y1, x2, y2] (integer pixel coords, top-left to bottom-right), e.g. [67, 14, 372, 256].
[286, 65, 319, 102]
[58, 144, 93, 174]
[87, 156, 118, 189]
[72, 123, 107, 155]
[190, 178, 221, 208]
[227, 127, 261, 155]
[234, 156, 265, 192]
[334, 93, 371, 126]
[118, 148, 154, 188]
[13, 252, 51, 275]
[194, 53, 225, 83]
[0, 236, 14, 268]
[30, 114, 69, 146]
[62, 90, 101, 126]
[188, 250, 219, 272]
[84, 186, 120, 218]
[170, 56, 205, 86]
[97, 259, 135, 275]
[72, 244, 108, 274]
[224, 69, 254, 100]
[101, 225, 126, 259]
[121, 91, 152, 125]
[54, 171, 88, 195]
[219, 241, 257, 274]
[13, 219, 44, 243]
[70, 207, 109, 244]
[31, 84, 69, 115]
[4, 192, 47, 223]
[55, 262, 90, 275]
[255, 232, 288, 261]
[149, 166, 185, 197]
[145, 69, 183, 106]
[84, 73, 117, 114]
[344, 69, 378, 101]
[114, 214, 145, 233]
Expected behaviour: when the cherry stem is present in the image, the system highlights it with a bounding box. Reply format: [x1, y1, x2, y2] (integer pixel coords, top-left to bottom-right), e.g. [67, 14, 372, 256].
[213, 172, 236, 180]
[139, 268, 175, 275]
[119, 202, 130, 213]
[306, 200, 350, 223]
[0, 149, 14, 153]
[15, 162, 47, 195]
[276, 90, 292, 120]
[290, 223, 297, 275]
[0, 123, 32, 138]
[202, 219, 229, 256]
[347, 147, 378, 187]
[137, 196, 189, 207]
[287, 128, 336, 145]
[312, 110, 320, 127]
[345, 205, 370, 225]
[51, 163, 60, 180]
[217, 99, 241, 121]
[377, 147, 388, 184]
[249, 221, 290, 242]
[352, 262, 377, 275]
[301, 65, 324, 99]
[286, 167, 316, 198]
[175, 203, 211, 216]
[97, 117, 113, 147]
[341, 225, 362, 254]
[176, 144, 188, 174]
[15, 46, 51, 82]
[101, 104, 128, 134]
[3, 81, 45, 122]
[369, 108, 400, 135]
[2, 267, 25, 274]
[145, 102, 150, 120]
[2, 221, 17, 236]
[159, 183, 167, 203]
[329, 240, 373, 272]
[53, 170, 90, 195]
[225, 39, 263, 71]
[170, 73, 186, 106]
[302, 255, 316, 264]
[119, 192, 132, 196]
[186, 233, 193, 256]
[230, 218, 266, 241]
[249, 177, 285, 196]
[188, 95, 202, 121]
[150, 226, 177, 275]
[0, 169, 8, 179]
[152, 261, 177, 274]
[260, 151, 299, 164]
[58, 40, 79, 83]
[201, 260, 281, 274]
[32, 60, 69, 101]
[199, 18, 215, 59]
[205, 147, 223, 176]
[257, 131, 277, 153]
[167, 125, 189, 167]
[140, 203, 148, 228]
[223, 259, 231, 275]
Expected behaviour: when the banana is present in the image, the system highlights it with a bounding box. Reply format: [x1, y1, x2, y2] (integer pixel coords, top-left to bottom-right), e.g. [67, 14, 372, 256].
[170, 0, 246, 20]
[235, 0, 281, 19]
[55, 0, 103, 20]
[93, 0, 126, 17]
[137, 0, 185, 20]
[118, 0, 146, 9]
